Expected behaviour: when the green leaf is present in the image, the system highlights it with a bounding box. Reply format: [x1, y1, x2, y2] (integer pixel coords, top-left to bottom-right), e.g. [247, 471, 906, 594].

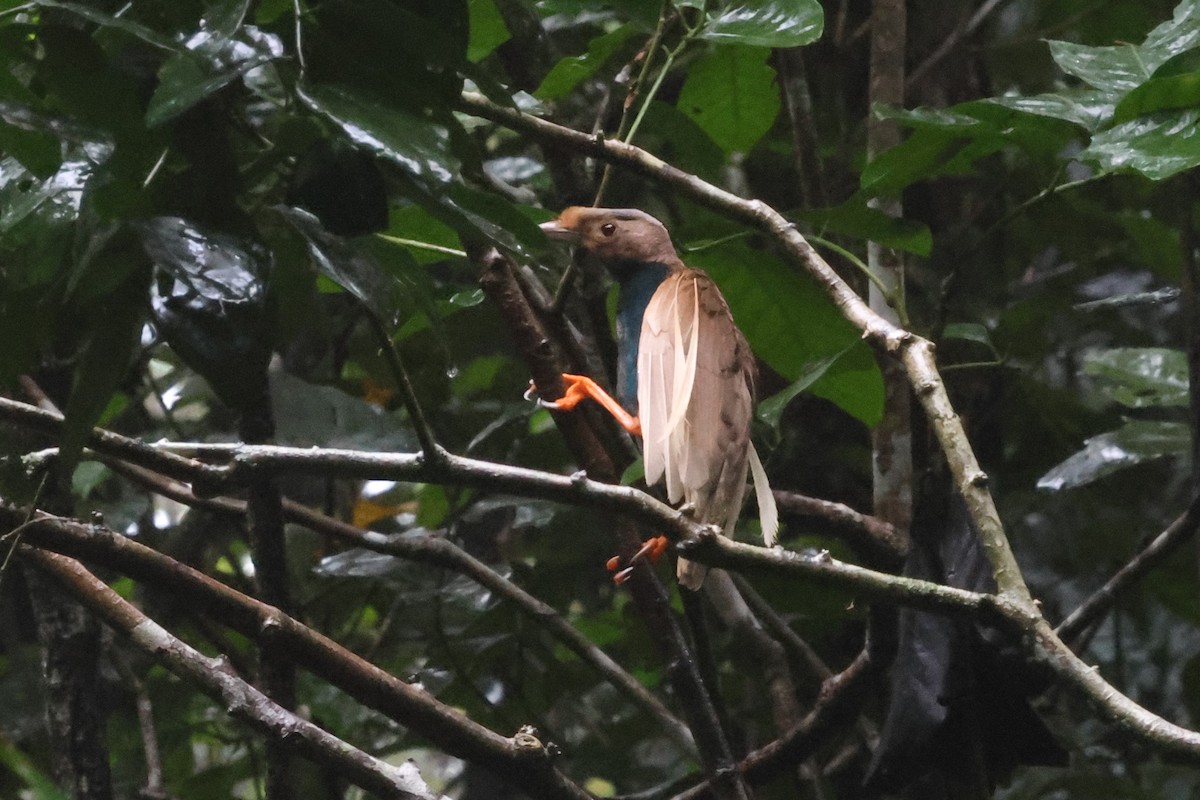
[279, 205, 401, 321]
[799, 201, 932, 257]
[686, 243, 883, 426]
[1113, 71, 1200, 123]
[1081, 109, 1200, 180]
[1048, 40, 1152, 94]
[942, 322, 995, 350]
[757, 344, 852, 428]
[700, 0, 824, 48]
[984, 89, 1114, 132]
[467, 0, 511, 62]
[0, 735, 68, 800]
[677, 45, 780, 154]
[0, 111, 61, 178]
[534, 24, 635, 101]
[1037, 419, 1190, 491]
[1082, 347, 1189, 409]
[60, 275, 147, 475]
[31, 0, 178, 50]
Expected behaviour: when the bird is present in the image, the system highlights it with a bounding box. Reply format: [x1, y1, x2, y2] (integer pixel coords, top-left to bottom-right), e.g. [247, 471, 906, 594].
[537, 206, 777, 589]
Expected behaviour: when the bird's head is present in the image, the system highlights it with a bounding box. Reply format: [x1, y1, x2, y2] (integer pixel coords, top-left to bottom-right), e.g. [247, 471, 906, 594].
[540, 207, 682, 276]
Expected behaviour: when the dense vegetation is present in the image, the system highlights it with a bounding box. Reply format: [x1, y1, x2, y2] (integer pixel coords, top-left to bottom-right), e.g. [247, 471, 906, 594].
[4, 0, 1200, 798]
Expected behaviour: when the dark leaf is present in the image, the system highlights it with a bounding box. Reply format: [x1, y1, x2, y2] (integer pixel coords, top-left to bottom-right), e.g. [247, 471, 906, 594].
[142, 217, 273, 410]
[146, 21, 284, 127]
[60, 272, 147, 476]
[686, 242, 883, 426]
[1037, 419, 1190, 491]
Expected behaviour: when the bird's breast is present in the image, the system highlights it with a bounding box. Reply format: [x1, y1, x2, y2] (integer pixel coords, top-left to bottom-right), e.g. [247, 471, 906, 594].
[614, 262, 672, 412]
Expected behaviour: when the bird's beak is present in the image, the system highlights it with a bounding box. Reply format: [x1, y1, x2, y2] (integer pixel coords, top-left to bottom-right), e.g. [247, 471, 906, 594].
[540, 218, 580, 243]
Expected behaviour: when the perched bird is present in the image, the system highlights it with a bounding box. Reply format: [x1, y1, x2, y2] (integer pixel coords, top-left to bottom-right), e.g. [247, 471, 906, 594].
[538, 207, 777, 589]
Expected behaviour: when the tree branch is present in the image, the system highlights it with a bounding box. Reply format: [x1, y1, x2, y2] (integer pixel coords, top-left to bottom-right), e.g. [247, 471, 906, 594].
[457, 91, 1036, 614]
[1056, 494, 1200, 644]
[26, 548, 451, 800]
[101, 456, 696, 754]
[7, 509, 592, 800]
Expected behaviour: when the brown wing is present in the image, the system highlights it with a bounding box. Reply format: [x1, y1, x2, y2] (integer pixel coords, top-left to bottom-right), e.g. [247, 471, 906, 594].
[638, 269, 763, 589]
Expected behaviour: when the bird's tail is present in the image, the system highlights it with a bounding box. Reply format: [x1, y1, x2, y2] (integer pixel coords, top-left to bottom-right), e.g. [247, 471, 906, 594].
[749, 443, 778, 545]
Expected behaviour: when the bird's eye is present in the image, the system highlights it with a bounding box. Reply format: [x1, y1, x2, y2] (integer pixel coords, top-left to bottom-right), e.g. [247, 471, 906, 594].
[600, 223, 616, 236]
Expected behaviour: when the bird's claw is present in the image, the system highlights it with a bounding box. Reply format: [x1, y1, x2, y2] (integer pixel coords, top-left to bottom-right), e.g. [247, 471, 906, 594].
[525, 377, 585, 411]
[606, 536, 670, 585]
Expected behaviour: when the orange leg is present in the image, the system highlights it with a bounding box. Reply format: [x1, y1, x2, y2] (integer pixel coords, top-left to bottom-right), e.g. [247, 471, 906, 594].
[532, 373, 642, 437]
[607, 535, 670, 585]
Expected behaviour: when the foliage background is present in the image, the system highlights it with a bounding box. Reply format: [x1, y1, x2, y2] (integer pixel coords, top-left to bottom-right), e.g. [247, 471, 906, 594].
[3, 0, 1200, 798]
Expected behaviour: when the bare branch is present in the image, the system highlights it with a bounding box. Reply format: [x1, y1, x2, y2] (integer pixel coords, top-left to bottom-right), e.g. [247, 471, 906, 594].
[26, 549, 451, 800]
[102, 456, 696, 754]
[456, 92, 1036, 614]
[1056, 494, 1200, 644]
[8, 509, 592, 800]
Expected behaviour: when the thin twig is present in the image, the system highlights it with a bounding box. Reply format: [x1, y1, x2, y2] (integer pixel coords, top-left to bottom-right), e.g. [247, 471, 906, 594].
[365, 310, 444, 462]
[1056, 494, 1200, 644]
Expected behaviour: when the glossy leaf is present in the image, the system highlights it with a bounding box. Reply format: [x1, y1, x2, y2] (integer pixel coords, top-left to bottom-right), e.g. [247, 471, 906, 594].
[146, 23, 283, 127]
[984, 90, 1113, 132]
[700, 0, 824, 48]
[677, 45, 780, 154]
[1037, 419, 1190, 491]
[1082, 347, 1189, 408]
[1048, 2, 1200, 94]
[1081, 109, 1200, 180]
[142, 217, 273, 410]
[31, 0, 179, 50]
[1113, 71, 1200, 123]
[299, 82, 457, 189]
[278, 205, 399, 322]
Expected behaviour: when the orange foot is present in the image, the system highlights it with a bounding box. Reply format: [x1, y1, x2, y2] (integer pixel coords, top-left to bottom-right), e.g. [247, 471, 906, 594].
[527, 374, 641, 437]
[607, 536, 670, 584]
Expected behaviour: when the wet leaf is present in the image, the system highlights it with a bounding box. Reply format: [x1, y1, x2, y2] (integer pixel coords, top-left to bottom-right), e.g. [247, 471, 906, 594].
[677, 45, 780, 154]
[700, 0, 824, 48]
[298, 81, 459, 193]
[1037, 419, 1190, 491]
[1081, 109, 1200, 180]
[147, 20, 284, 127]
[142, 217, 273, 410]
[1082, 347, 1189, 409]
[277, 205, 399, 321]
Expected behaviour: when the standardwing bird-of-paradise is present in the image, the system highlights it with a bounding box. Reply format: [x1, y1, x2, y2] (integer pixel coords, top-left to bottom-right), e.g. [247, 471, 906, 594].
[537, 206, 778, 590]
